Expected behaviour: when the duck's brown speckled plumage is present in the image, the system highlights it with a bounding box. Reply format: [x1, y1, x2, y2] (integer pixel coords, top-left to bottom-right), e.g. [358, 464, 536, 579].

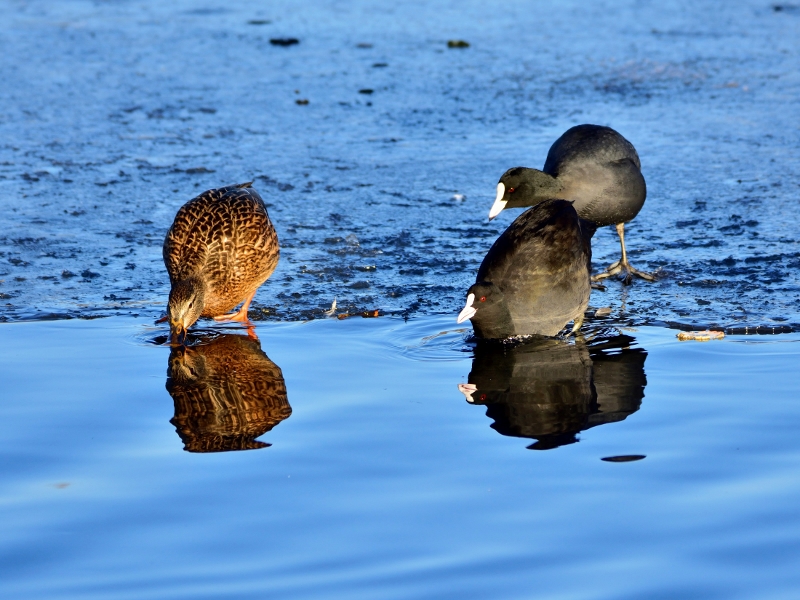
[163, 182, 279, 316]
[166, 334, 291, 452]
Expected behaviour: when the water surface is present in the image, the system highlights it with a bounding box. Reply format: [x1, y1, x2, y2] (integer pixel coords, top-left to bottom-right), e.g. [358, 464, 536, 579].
[2, 317, 799, 599]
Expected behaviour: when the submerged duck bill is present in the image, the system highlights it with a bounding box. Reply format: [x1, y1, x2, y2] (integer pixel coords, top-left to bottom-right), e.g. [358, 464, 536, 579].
[488, 183, 507, 220]
[169, 323, 187, 346]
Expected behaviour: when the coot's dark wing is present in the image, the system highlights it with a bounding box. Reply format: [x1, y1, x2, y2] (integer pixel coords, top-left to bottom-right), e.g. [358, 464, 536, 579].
[542, 125, 645, 227]
[476, 199, 587, 284]
[476, 199, 591, 336]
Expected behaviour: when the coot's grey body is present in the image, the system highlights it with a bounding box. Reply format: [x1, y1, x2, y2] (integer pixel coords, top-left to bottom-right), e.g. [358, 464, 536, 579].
[489, 124, 653, 284]
[458, 199, 591, 339]
[543, 125, 646, 227]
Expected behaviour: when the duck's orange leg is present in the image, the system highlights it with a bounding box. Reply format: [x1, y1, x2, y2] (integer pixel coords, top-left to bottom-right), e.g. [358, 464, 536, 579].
[213, 289, 257, 324]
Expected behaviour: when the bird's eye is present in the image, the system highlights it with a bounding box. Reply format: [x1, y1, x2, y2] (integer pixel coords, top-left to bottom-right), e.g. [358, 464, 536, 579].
[480, 296, 486, 302]
[480, 394, 487, 401]
[508, 187, 515, 193]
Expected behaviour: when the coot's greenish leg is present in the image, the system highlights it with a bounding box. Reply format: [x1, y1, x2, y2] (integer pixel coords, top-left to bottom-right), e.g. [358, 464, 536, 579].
[591, 222, 656, 285]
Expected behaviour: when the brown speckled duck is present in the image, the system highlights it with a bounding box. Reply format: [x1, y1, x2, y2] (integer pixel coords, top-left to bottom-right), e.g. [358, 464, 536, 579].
[163, 182, 279, 340]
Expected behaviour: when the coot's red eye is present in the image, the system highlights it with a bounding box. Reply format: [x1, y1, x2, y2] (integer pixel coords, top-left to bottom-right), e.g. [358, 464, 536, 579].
[480, 296, 486, 302]
[508, 187, 515, 193]
[480, 394, 487, 401]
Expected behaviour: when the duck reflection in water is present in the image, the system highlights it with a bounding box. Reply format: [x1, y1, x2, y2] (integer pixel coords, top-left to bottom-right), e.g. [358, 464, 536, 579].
[166, 333, 291, 453]
[458, 334, 646, 450]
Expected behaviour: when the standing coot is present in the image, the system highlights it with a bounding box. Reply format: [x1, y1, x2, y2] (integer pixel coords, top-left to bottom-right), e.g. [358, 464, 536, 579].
[488, 124, 654, 284]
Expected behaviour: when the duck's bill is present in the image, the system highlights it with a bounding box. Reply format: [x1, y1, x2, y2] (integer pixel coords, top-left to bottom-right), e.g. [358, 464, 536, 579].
[488, 182, 507, 220]
[457, 383, 478, 403]
[456, 293, 477, 324]
[169, 322, 187, 346]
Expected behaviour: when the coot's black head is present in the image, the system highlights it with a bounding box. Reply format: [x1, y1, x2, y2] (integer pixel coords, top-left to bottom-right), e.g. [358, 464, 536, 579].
[457, 281, 514, 339]
[488, 167, 560, 219]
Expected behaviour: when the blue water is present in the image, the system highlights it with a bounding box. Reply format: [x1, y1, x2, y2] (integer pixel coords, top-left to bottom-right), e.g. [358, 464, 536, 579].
[1, 317, 799, 599]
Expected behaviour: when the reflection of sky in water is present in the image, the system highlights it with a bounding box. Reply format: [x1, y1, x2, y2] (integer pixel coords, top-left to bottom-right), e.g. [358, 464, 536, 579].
[2, 316, 800, 597]
[0, 0, 798, 331]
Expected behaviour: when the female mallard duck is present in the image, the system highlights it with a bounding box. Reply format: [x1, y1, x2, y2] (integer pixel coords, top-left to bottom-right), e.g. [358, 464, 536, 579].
[488, 124, 654, 285]
[163, 182, 279, 341]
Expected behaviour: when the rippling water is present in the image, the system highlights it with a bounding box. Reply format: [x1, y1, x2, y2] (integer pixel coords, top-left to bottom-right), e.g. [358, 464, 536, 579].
[2, 317, 800, 599]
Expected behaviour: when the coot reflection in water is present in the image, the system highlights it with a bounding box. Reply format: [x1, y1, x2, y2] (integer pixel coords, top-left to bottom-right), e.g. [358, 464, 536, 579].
[166, 333, 291, 452]
[459, 334, 646, 450]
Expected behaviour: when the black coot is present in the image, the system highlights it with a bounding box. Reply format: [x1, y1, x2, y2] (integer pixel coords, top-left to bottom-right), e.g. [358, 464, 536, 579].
[457, 199, 591, 339]
[488, 124, 654, 285]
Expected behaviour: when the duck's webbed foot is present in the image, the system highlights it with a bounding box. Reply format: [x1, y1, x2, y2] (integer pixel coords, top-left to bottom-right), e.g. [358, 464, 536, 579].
[591, 259, 656, 286]
[212, 309, 254, 325]
[213, 290, 257, 325]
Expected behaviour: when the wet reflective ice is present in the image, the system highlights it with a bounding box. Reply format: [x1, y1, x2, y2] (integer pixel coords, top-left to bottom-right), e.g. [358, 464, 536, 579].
[0, 0, 798, 331]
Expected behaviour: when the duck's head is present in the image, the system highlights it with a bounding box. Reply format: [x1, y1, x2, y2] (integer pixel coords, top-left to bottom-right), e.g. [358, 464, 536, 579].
[167, 277, 206, 344]
[457, 281, 514, 339]
[488, 167, 561, 219]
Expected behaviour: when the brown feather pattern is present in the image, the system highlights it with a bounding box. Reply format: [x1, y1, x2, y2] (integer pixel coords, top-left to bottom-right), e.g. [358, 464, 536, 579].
[163, 182, 279, 316]
[167, 334, 291, 453]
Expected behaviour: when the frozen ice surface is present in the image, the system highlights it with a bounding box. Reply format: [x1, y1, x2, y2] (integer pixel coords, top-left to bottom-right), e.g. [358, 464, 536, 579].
[0, 0, 798, 331]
